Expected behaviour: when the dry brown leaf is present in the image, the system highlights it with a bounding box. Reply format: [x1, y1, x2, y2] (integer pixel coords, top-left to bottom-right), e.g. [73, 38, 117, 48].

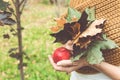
[72, 23, 80, 36]
[73, 19, 106, 47]
[76, 37, 91, 48]
[80, 19, 106, 37]
[71, 23, 81, 44]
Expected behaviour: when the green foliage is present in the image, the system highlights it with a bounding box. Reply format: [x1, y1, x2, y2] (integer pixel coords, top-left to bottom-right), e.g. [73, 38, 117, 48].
[85, 7, 96, 21]
[86, 44, 104, 64]
[86, 34, 118, 64]
[72, 34, 118, 64]
[66, 7, 95, 22]
[66, 7, 81, 22]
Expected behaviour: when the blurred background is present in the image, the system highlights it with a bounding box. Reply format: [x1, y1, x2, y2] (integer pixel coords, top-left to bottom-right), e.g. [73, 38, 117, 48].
[0, 0, 70, 80]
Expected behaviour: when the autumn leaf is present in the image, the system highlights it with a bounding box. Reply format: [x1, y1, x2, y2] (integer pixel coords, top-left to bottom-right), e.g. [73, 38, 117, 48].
[80, 19, 106, 38]
[50, 29, 72, 44]
[86, 34, 118, 64]
[73, 19, 106, 49]
[54, 17, 66, 27]
[72, 34, 118, 64]
[66, 22, 81, 40]
[50, 22, 78, 44]
[50, 26, 60, 32]
[76, 36, 92, 48]
[78, 11, 88, 33]
[50, 16, 66, 32]
[50, 9, 90, 44]
[50, 7, 118, 65]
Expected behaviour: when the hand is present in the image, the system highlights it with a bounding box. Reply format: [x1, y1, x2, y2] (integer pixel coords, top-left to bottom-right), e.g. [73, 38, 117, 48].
[48, 55, 88, 73]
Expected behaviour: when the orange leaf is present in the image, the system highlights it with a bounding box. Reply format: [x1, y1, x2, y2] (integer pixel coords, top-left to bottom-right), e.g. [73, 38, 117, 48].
[54, 17, 66, 27]
[50, 26, 60, 32]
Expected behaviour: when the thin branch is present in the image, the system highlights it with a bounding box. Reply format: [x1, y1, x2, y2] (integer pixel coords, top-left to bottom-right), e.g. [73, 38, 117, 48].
[10, 26, 18, 35]
[15, 0, 24, 80]
[7, 6, 17, 19]
[20, 0, 27, 13]
[19, 0, 24, 6]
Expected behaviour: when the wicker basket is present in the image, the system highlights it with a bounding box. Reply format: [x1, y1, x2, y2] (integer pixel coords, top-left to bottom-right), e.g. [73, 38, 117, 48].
[69, 0, 120, 74]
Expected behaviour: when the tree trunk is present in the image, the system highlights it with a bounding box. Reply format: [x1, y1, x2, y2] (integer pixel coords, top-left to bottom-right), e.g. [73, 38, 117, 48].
[15, 0, 24, 80]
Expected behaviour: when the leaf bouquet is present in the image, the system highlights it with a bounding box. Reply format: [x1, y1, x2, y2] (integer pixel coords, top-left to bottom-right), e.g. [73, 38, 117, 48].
[50, 7, 118, 64]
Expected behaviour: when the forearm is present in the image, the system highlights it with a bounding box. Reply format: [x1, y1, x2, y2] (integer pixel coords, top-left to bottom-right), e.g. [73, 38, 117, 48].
[91, 62, 120, 80]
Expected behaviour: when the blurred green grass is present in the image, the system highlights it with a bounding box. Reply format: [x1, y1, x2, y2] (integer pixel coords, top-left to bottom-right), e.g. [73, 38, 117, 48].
[0, 0, 70, 80]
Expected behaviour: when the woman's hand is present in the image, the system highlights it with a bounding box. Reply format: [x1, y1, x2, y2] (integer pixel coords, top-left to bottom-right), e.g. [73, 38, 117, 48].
[48, 55, 88, 73]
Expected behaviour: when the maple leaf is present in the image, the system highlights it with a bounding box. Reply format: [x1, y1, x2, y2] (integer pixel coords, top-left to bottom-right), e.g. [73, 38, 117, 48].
[50, 29, 72, 44]
[86, 34, 118, 64]
[78, 11, 88, 33]
[85, 7, 96, 21]
[50, 22, 78, 44]
[50, 16, 66, 32]
[73, 19, 106, 45]
[66, 7, 81, 22]
[71, 19, 106, 55]
[50, 9, 90, 44]
[72, 34, 118, 64]
[80, 19, 106, 37]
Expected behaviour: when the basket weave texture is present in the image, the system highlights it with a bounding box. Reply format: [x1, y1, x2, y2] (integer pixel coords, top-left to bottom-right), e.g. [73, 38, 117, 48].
[69, 0, 120, 74]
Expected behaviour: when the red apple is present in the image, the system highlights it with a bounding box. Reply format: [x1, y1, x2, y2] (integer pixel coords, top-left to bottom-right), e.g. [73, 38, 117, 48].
[52, 47, 71, 63]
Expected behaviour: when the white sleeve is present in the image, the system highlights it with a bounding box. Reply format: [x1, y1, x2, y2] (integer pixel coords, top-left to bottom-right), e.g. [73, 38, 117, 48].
[70, 71, 111, 80]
